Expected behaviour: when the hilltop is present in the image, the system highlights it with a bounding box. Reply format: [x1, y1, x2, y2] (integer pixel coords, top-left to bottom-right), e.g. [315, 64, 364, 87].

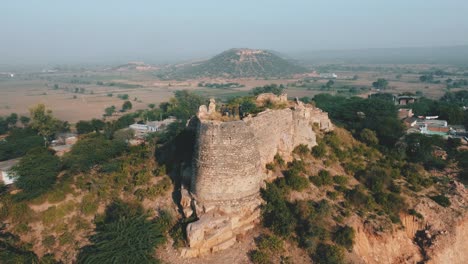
[163, 48, 308, 79]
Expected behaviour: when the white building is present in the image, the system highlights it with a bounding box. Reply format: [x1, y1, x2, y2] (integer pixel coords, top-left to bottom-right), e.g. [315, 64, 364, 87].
[319, 73, 338, 79]
[0, 159, 20, 185]
[129, 123, 157, 133]
[129, 117, 177, 138]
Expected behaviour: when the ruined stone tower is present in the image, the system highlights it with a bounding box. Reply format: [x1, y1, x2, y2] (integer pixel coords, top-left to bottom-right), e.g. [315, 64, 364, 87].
[180, 94, 333, 257]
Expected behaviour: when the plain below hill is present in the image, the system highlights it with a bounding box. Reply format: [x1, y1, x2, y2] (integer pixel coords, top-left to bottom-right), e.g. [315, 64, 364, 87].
[160, 48, 309, 79]
[292, 45, 468, 66]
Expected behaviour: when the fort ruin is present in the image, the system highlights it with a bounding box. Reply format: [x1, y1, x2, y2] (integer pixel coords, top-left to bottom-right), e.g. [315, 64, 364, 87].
[180, 94, 333, 257]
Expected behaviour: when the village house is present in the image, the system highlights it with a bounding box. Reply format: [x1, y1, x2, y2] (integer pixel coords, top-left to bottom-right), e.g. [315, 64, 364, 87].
[404, 115, 450, 136]
[129, 117, 176, 138]
[0, 159, 20, 185]
[398, 108, 414, 119]
[396, 95, 418, 105]
[51, 132, 78, 156]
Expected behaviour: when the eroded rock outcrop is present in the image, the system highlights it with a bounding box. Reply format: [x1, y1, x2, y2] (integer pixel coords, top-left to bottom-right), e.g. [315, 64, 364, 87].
[180, 94, 332, 257]
[350, 181, 468, 264]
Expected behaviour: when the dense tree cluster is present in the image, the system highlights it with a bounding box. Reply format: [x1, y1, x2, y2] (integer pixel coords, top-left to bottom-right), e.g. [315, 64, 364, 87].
[251, 84, 285, 96]
[63, 134, 127, 172]
[0, 128, 44, 161]
[12, 148, 61, 200]
[313, 94, 404, 148]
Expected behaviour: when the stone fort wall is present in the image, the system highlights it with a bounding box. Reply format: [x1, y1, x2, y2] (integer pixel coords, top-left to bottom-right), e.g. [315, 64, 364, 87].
[191, 120, 263, 204]
[181, 96, 333, 257]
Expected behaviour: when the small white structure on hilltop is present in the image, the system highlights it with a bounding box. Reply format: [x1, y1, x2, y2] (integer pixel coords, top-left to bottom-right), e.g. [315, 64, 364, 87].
[0, 159, 20, 185]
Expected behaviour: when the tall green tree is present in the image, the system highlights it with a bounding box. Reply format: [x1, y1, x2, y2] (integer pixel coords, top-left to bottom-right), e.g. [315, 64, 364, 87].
[122, 101, 133, 112]
[76, 120, 94, 134]
[29, 104, 63, 144]
[166, 90, 205, 120]
[12, 148, 61, 199]
[372, 78, 389, 89]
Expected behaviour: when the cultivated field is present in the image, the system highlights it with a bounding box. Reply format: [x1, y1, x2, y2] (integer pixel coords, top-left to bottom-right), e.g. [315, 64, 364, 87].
[0, 64, 459, 123]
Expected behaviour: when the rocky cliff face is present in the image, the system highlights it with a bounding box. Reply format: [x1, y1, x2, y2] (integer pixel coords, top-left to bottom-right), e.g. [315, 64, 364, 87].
[350, 181, 468, 264]
[180, 95, 332, 257]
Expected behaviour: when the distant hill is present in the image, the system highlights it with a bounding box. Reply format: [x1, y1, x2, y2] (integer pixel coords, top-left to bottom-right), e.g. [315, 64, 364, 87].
[166, 48, 309, 79]
[292, 45, 468, 66]
[112, 62, 157, 71]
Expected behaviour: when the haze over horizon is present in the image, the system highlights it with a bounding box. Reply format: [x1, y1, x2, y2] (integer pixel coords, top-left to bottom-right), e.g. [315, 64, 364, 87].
[2, 0, 468, 65]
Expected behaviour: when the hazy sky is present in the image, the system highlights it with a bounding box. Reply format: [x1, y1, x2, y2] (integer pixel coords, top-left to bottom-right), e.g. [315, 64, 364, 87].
[1, 0, 467, 64]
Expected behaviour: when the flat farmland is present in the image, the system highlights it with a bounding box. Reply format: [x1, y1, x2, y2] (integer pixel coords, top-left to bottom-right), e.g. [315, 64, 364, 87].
[0, 64, 461, 123]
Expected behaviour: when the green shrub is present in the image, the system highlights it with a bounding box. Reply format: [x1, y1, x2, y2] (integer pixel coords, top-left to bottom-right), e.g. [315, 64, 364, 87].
[373, 192, 406, 216]
[13, 223, 30, 234]
[389, 182, 402, 193]
[293, 144, 310, 156]
[261, 183, 296, 237]
[80, 194, 98, 216]
[274, 153, 285, 167]
[133, 170, 151, 186]
[47, 189, 66, 203]
[318, 170, 333, 185]
[77, 200, 166, 263]
[72, 215, 91, 231]
[285, 172, 309, 191]
[266, 163, 275, 171]
[100, 160, 122, 173]
[333, 226, 355, 250]
[257, 234, 284, 253]
[155, 177, 172, 196]
[42, 235, 56, 248]
[155, 164, 166, 176]
[327, 191, 339, 200]
[312, 243, 345, 264]
[9, 202, 35, 223]
[41, 202, 75, 226]
[408, 209, 424, 219]
[310, 170, 333, 187]
[430, 195, 451, 208]
[333, 175, 348, 186]
[250, 250, 271, 264]
[59, 231, 74, 246]
[39, 254, 58, 264]
[312, 142, 327, 158]
[345, 186, 376, 212]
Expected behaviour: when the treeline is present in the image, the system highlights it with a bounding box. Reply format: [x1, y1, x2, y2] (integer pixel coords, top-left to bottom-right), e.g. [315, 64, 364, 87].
[313, 93, 404, 148]
[197, 82, 244, 88]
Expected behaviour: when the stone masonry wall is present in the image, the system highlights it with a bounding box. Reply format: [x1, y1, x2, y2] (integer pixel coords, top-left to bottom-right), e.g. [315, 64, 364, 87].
[181, 96, 333, 257]
[191, 120, 263, 204]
